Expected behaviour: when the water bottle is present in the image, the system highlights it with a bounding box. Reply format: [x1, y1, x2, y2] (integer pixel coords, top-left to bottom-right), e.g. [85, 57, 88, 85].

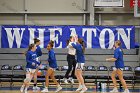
[101, 83, 107, 89]
[101, 83, 107, 92]
[96, 82, 100, 89]
[99, 82, 101, 89]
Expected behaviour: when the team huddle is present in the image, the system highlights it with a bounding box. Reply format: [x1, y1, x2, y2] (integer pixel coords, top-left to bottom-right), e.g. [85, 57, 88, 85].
[20, 35, 130, 93]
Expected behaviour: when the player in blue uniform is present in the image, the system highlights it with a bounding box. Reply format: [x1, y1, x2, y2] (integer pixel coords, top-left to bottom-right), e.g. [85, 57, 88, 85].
[20, 44, 41, 93]
[34, 38, 42, 58]
[106, 40, 129, 93]
[41, 41, 62, 93]
[33, 38, 42, 91]
[71, 38, 87, 93]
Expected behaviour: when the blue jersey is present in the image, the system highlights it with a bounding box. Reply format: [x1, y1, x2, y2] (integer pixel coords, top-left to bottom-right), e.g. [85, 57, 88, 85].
[26, 51, 41, 69]
[72, 43, 85, 63]
[36, 45, 42, 57]
[114, 47, 124, 68]
[47, 49, 57, 68]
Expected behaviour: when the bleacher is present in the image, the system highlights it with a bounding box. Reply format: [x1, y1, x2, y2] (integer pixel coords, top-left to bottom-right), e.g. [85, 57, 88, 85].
[0, 48, 139, 88]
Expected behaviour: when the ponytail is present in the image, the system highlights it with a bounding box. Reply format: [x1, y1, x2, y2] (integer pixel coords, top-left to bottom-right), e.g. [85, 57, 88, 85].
[78, 38, 85, 53]
[24, 44, 35, 55]
[34, 38, 40, 44]
[66, 36, 73, 46]
[66, 39, 70, 46]
[49, 40, 54, 48]
[82, 41, 85, 53]
[116, 40, 124, 54]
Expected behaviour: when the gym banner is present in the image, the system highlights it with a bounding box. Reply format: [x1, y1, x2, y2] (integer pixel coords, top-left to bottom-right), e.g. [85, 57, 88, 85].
[1, 25, 135, 49]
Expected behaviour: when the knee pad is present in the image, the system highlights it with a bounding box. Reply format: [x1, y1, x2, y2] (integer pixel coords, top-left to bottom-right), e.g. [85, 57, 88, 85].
[24, 73, 32, 82]
[24, 77, 31, 82]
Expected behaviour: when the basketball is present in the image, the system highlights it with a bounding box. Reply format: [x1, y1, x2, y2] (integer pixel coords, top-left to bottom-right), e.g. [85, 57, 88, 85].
[37, 70, 42, 76]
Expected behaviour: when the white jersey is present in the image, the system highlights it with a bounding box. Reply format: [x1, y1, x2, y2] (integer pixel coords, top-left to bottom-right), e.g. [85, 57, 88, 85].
[67, 42, 76, 55]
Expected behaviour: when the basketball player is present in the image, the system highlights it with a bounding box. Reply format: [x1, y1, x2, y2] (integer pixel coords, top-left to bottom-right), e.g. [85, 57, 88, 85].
[20, 44, 41, 93]
[106, 40, 130, 93]
[63, 36, 76, 84]
[33, 38, 42, 90]
[71, 38, 87, 93]
[41, 41, 62, 92]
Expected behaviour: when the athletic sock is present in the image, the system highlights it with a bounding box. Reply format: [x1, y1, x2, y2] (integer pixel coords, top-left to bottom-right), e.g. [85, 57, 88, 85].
[82, 84, 86, 88]
[57, 85, 61, 87]
[21, 85, 25, 87]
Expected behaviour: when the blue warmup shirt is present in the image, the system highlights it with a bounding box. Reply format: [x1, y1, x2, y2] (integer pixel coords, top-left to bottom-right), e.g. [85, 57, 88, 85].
[114, 47, 124, 68]
[36, 45, 42, 57]
[26, 51, 41, 69]
[47, 49, 57, 68]
[72, 43, 85, 63]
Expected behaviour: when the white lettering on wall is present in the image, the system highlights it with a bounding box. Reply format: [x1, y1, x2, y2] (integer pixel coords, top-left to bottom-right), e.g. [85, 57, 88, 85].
[99, 28, 114, 49]
[116, 28, 131, 49]
[82, 28, 97, 48]
[5, 28, 25, 48]
[49, 28, 62, 48]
